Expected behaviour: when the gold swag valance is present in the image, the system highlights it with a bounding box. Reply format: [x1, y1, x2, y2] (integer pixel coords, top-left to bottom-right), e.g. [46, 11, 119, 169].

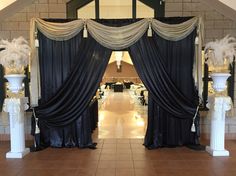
[30, 17, 204, 107]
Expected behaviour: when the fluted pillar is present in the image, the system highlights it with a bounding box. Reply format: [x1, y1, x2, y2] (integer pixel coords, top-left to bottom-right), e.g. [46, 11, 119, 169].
[3, 98, 30, 158]
[206, 96, 232, 156]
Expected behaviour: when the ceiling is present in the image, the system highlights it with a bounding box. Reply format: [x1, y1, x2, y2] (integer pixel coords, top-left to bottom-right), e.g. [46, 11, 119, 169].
[0, 0, 16, 10]
[109, 51, 133, 65]
[0, 0, 236, 25]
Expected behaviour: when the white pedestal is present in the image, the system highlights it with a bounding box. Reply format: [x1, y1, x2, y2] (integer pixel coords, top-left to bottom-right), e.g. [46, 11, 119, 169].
[206, 146, 229, 156]
[206, 96, 232, 156]
[6, 148, 30, 158]
[3, 98, 30, 158]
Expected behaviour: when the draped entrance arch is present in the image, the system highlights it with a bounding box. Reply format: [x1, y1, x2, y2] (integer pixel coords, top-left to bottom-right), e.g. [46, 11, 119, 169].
[29, 17, 204, 150]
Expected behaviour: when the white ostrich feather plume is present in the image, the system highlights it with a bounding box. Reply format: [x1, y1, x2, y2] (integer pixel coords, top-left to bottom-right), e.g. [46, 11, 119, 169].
[204, 35, 236, 67]
[0, 36, 30, 72]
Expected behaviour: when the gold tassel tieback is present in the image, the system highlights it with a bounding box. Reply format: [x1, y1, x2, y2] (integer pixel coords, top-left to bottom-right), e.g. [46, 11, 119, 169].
[147, 21, 152, 37]
[35, 31, 39, 47]
[191, 105, 199, 132]
[83, 24, 88, 38]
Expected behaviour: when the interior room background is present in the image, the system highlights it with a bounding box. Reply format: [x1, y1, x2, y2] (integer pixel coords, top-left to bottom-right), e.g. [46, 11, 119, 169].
[0, 0, 236, 140]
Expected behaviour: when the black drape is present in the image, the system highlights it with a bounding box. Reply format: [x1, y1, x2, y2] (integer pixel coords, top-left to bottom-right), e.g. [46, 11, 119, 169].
[34, 30, 111, 148]
[33, 17, 200, 150]
[128, 21, 200, 148]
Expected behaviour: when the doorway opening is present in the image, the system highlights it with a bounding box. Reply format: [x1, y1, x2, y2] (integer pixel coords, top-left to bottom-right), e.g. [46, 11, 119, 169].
[95, 51, 148, 139]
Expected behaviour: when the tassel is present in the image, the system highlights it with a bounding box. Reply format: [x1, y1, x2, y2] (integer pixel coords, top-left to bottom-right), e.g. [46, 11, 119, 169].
[147, 22, 152, 37]
[83, 24, 88, 38]
[191, 105, 199, 132]
[160, 0, 165, 5]
[191, 123, 196, 132]
[195, 36, 199, 45]
[195, 28, 199, 45]
[33, 108, 40, 134]
[34, 31, 39, 47]
[35, 39, 39, 47]
[35, 118, 40, 134]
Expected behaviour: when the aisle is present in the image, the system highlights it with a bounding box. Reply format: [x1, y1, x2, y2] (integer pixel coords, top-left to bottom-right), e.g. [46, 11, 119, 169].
[98, 90, 147, 138]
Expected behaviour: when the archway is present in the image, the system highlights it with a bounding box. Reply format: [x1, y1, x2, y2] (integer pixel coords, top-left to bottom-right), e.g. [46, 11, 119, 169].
[30, 17, 203, 150]
[97, 51, 148, 139]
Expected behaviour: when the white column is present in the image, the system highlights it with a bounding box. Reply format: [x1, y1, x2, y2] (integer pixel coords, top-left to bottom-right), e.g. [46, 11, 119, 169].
[206, 96, 232, 156]
[3, 98, 30, 158]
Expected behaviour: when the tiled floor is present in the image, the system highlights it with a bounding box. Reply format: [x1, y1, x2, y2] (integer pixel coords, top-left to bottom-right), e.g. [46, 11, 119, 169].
[98, 90, 147, 138]
[1, 90, 236, 176]
[1, 139, 236, 176]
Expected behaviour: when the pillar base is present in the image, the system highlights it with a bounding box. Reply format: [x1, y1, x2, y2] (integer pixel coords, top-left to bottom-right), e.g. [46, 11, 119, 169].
[206, 146, 229, 156]
[6, 148, 30, 158]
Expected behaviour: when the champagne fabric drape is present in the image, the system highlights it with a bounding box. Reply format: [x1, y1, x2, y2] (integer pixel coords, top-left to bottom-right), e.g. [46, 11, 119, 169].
[151, 17, 202, 41]
[30, 16, 204, 106]
[86, 18, 149, 50]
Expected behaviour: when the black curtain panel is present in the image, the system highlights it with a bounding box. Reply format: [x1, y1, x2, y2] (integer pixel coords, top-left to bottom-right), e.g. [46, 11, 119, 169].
[128, 25, 200, 149]
[34, 30, 111, 148]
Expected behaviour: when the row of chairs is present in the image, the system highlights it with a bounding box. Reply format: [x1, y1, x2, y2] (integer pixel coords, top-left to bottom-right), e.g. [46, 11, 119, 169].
[130, 84, 148, 105]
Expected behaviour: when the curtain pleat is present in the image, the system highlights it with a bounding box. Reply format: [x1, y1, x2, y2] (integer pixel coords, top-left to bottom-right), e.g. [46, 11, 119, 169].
[34, 30, 111, 148]
[128, 27, 200, 148]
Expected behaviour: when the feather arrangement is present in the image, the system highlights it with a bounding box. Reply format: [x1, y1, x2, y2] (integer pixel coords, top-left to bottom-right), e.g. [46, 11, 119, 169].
[0, 36, 30, 73]
[204, 35, 236, 71]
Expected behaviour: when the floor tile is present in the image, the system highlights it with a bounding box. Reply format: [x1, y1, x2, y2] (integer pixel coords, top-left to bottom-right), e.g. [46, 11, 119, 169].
[97, 160, 116, 169]
[116, 168, 135, 176]
[0, 90, 236, 176]
[116, 161, 134, 169]
[96, 168, 115, 176]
